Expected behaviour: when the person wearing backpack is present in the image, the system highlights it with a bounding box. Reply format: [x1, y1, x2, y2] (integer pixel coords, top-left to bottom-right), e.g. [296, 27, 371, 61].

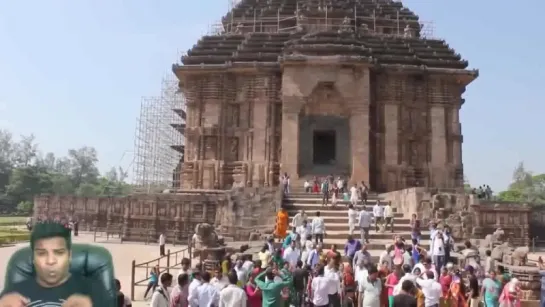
[150, 273, 173, 307]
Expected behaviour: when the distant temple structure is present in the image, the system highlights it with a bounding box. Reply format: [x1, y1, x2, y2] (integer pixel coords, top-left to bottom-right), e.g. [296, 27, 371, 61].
[172, 0, 478, 192]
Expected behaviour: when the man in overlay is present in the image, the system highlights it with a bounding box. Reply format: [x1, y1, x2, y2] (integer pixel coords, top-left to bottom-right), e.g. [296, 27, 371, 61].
[0, 220, 109, 307]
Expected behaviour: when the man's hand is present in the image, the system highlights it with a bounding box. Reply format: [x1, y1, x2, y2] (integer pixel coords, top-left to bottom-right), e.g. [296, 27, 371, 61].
[0, 292, 29, 307]
[62, 294, 92, 307]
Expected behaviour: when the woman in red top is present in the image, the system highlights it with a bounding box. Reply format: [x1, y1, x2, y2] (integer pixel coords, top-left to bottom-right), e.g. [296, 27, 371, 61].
[245, 273, 262, 307]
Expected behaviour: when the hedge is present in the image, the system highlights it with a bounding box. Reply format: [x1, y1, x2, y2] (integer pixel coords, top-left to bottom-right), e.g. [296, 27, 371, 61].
[0, 231, 30, 245]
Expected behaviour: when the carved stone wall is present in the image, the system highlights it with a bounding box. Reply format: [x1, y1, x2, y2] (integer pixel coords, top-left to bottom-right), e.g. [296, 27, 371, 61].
[33, 187, 282, 242]
[373, 73, 464, 192]
[472, 201, 531, 246]
[380, 188, 531, 245]
[179, 71, 282, 190]
[178, 64, 464, 192]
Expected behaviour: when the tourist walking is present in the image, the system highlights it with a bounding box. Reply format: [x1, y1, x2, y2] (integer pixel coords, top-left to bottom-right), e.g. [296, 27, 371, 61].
[150, 273, 173, 307]
[358, 206, 372, 243]
[311, 211, 326, 244]
[144, 265, 160, 299]
[159, 232, 166, 257]
[482, 270, 501, 307]
[219, 271, 247, 307]
[169, 273, 189, 307]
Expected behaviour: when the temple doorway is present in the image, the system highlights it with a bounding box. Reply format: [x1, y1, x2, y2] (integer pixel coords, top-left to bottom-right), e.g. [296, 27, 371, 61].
[313, 130, 336, 165]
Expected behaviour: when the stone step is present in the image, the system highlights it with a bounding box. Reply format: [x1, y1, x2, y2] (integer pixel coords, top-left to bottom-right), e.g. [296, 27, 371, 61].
[286, 209, 405, 220]
[301, 222, 416, 232]
[284, 203, 401, 214]
[284, 192, 381, 199]
[294, 238, 430, 251]
[291, 230, 430, 240]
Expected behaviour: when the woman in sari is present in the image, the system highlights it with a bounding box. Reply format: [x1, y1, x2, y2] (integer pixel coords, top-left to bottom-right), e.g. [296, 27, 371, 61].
[274, 207, 289, 240]
[499, 278, 521, 307]
[447, 270, 467, 307]
[245, 273, 262, 307]
[378, 261, 391, 307]
[481, 270, 501, 307]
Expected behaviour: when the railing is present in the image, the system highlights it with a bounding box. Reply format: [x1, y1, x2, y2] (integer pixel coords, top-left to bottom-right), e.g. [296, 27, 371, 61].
[130, 238, 192, 301]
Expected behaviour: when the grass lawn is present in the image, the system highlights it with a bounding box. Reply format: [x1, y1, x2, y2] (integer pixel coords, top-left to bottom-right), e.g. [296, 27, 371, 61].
[0, 216, 27, 226]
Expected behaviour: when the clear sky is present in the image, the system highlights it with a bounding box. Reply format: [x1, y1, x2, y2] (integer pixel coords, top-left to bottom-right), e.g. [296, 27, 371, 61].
[0, 0, 543, 191]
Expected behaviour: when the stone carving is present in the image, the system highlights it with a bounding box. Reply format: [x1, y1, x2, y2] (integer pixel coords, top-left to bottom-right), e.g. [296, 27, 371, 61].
[404, 24, 414, 38]
[459, 247, 480, 269]
[504, 246, 529, 266]
[193, 223, 220, 249]
[235, 23, 244, 34]
[204, 136, 216, 160]
[229, 137, 239, 161]
[338, 17, 353, 33]
[491, 242, 513, 262]
[359, 23, 369, 35]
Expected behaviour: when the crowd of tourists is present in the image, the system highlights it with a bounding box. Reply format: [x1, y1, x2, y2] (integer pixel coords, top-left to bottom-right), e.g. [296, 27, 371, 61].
[141, 204, 523, 307]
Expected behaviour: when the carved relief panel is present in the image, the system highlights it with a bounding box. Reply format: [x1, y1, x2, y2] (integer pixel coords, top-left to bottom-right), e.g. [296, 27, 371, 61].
[301, 82, 347, 117]
[157, 201, 167, 217]
[131, 202, 141, 215]
[112, 199, 123, 215]
[225, 104, 240, 127]
[203, 136, 217, 160]
[226, 137, 239, 161]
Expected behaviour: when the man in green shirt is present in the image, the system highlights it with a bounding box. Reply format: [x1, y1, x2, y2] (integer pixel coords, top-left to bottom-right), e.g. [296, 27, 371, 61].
[254, 268, 292, 307]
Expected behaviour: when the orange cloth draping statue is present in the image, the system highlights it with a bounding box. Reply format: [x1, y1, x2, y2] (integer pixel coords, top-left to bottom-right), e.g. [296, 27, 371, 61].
[274, 207, 289, 239]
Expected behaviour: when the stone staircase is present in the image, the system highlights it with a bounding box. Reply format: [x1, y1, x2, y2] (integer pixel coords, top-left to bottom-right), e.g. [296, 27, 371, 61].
[283, 188, 430, 263]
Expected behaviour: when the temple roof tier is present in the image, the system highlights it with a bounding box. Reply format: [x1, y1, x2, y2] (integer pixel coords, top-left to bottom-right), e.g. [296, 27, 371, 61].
[181, 31, 469, 69]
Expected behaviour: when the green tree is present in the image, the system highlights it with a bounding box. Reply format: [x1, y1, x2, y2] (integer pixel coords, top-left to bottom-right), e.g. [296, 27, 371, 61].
[497, 162, 545, 204]
[0, 128, 133, 213]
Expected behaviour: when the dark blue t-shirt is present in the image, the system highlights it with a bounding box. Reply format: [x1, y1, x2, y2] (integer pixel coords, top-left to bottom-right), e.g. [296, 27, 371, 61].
[1, 274, 111, 307]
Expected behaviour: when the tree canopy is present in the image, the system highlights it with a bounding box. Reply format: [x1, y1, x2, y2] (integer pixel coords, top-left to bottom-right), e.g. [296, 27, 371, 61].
[496, 162, 545, 204]
[0, 129, 132, 215]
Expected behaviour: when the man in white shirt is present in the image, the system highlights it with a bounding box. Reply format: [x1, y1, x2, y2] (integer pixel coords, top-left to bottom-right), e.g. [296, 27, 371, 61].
[187, 271, 202, 307]
[372, 201, 384, 232]
[393, 264, 417, 295]
[304, 180, 311, 193]
[292, 210, 307, 230]
[233, 260, 249, 285]
[312, 266, 337, 307]
[358, 266, 381, 307]
[150, 272, 173, 307]
[412, 258, 438, 280]
[379, 245, 393, 270]
[382, 202, 394, 233]
[348, 204, 359, 235]
[358, 207, 372, 243]
[311, 211, 326, 244]
[430, 230, 446, 275]
[159, 233, 166, 257]
[324, 259, 342, 307]
[283, 240, 301, 268]
[350, 185, 359, 206]
[297, 220, 312, 246]
[416, 271, 442, 307]
[194, 272, 220, 307]
[211, 268, 229, 291]
[354, 259, 368, 285]
[219, 271, 247, 307]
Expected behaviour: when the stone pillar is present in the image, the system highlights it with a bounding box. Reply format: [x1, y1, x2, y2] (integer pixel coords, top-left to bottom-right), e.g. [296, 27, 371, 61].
[430, 104, 447, 187]
[383, 103, 399, 190]
[349, 101, 370, 184]
[281, 96, 304, 179]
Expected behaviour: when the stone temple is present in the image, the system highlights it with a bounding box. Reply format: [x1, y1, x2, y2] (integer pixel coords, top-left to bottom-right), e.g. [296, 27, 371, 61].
[172, 0, 478, 192]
